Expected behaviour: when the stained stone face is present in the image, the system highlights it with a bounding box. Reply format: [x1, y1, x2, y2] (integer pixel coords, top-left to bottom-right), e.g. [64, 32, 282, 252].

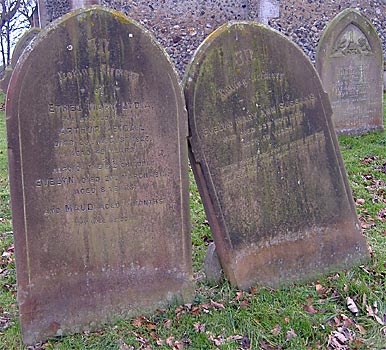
[184, 21, 369, 290]
[7, 7, 192, 345]
[316, 9, 384, 135]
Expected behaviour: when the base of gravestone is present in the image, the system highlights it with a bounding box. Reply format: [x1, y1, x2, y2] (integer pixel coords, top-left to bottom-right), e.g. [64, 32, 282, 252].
[204, 242, 223, 284]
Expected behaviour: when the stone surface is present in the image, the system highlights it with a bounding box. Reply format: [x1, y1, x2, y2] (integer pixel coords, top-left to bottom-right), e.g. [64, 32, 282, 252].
[270, 1, 386, 64]
[257, 0, 280, 25]
[0, 67, 13, 93]
[70, 0, 100, 10]
[6, 7, 192, 345]
[0, 28, 42, 93]
[204, 242, 223, 284]
[384, 62, 386, 91]
[316, 9, 384, 135]
[11, 28, 42, 67]
[184, 21, 369, 290]
[37, 1, 386, 79]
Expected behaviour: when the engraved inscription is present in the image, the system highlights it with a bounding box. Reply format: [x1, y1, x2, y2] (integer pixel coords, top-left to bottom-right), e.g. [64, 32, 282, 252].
[194, 66, 330, 244]
[32, 64, 174, 223]
[332, 64, 370, 101]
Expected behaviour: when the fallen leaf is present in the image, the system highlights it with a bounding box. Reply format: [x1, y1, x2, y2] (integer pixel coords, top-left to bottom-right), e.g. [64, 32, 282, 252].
[240, 299, 249, 308]
[315, 282, 328, 295]
[130, 331, 150, 347]
[304, 304, 318, 314]
[208, 333, 224, 346]
[173, 341, 184, 350]
[332, 330, 348, 344]
[374, 314, 384, 325]
[271, 324, 281, 336]
[366, 305, 385, 325]
[374, 301, 378, 314]
[346, 297, 359, 316]
[328, 326, 355, 349]
[377, 208, 386, 221]
[306, 295, 314, 305]
[227, 335, 243, 341]
[210, 299, 225, 310]
[250, 287, 259, 295]
[191, 306, 200, 316]
[175, 305, 185, 319]
[355, 324, 366, 335]
[332, 316, 342, 327]
[166, 335, 175, 346]
[362, 293, 367, 307]
[286, 328, 297, 341]
[131, 316, 146, 327]
[119, 339, 133, 350]
[235, 291, 244, 301]
[241, 335, 251, 349]
[193, 322, 206, 333]
[340, 314, 352, 327]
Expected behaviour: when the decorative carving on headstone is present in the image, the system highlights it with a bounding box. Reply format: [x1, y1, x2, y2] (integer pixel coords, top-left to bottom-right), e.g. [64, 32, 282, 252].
[317, 9, 384, 135]
[332, 24, 372, 56]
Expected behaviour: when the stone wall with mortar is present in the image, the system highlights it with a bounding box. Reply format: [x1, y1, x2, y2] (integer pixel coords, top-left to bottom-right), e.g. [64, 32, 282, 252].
[40, 0, 385, 78]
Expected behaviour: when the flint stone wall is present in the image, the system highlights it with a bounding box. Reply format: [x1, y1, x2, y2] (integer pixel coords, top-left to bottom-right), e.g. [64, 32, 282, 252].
[40, 0, 386, 77]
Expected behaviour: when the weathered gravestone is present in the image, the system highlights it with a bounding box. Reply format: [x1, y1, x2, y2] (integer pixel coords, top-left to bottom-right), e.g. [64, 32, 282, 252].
[184, 21, 369, 290]
[316, 9, 384, 135]
[0, 28, 41, 93]
[11, 28, 42, 67]
[7, 7, 193, 345]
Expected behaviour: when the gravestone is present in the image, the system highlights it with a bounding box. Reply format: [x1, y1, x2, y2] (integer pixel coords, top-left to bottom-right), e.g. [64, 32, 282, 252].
[258, 0, 280, 25]
[316, 9, 384, 135]
[184, 21, 369, 290]
[384, 62, 386, 91]
[7, 7, 193, 345]
[1, 28, 42, 93]
[0, 67, 13, 93]
[11, 28, 42, 67]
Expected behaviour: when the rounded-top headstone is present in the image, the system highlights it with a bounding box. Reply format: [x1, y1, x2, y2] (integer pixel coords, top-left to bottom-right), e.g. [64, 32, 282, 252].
[7, 7, 193, 345]
[184, 21, 369, 290]
[11, 27, 42, 68]
[316, 9, 384, 135]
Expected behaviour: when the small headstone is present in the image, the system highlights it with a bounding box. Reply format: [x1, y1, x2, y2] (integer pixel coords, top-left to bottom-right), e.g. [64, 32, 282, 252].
[7, 7, 193, 345]
[0, 67, 13, 93]
[70, 0, 100, 10]
[184, 21, 369, 290]
[316, 9, 384, 135]
[258, 0, 280, 25]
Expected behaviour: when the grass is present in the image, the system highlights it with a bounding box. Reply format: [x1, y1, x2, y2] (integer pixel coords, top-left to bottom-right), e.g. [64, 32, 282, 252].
[0, 94, 386, 349]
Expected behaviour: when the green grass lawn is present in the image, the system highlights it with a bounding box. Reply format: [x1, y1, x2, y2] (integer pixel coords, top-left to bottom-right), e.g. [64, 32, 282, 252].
[1, 94, 386, 350]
